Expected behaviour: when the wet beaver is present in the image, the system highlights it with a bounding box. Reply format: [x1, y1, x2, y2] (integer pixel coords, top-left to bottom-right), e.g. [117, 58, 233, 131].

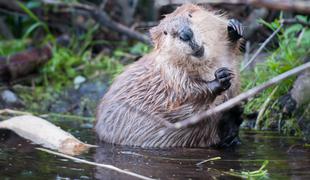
[95, 4, 243, 148]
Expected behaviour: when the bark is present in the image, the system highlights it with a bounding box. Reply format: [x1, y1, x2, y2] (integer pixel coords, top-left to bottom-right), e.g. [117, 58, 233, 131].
[0, 115, 94, 155]
[0, 45, 52, 82]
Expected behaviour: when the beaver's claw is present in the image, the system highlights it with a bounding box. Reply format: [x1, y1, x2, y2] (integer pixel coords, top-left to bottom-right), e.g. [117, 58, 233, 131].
[207, 67, 234, 95]
[228, 19, 243, 42]
[214, 67, 233, 91]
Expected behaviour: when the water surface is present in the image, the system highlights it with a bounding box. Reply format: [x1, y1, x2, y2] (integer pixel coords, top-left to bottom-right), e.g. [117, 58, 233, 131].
[0, 120, 309, 179]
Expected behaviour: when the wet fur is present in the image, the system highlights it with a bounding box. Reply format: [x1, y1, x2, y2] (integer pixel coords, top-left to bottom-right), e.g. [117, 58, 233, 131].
[95, 4, 241, 148]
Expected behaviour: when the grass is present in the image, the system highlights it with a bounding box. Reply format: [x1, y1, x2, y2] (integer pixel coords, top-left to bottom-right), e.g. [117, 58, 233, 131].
[0, 1, 150, 114]
[241, 15, 310, 133]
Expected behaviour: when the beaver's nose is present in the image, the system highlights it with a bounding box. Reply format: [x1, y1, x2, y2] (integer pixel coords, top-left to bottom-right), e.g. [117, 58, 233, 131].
[179, 27, 193, 42]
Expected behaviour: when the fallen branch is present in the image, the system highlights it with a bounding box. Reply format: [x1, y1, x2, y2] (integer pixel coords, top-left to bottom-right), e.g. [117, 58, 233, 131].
[0, 45, 52, 82]
[42, 1, 151, 45]
[0, 115, 96, 155]
[37, 148, 155, 180]
[168, 62, 310, 129]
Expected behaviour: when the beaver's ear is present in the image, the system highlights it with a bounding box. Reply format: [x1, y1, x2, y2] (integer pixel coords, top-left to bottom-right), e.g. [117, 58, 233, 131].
[227, 19, 243, 42]
[150, 26, 164, 49]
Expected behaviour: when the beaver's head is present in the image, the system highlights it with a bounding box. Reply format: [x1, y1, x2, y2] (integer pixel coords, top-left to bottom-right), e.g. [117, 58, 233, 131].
[150, 4, 234, 63]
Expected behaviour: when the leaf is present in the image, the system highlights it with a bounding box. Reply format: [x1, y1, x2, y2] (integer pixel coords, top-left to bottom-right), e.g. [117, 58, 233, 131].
[16, 1, 49, 33]
[284, 24, 302, 37]
[22, 22, 43, 38]
[17, 1, 40, 23]
[25, 1, 41, 9]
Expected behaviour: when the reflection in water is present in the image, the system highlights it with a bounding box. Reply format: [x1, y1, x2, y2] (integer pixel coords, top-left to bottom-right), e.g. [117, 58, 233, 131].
[0, 128, 310, 179]
[94, 142, 241, 180]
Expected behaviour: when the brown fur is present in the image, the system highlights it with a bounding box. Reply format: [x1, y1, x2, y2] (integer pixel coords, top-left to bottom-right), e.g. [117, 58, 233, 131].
[95, 4, 241, 148]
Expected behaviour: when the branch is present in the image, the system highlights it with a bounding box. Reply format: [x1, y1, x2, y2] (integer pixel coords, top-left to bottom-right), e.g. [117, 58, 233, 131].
[37, 148, 155, 180]
[90, 7, 151, 44]
[0, 45, 52, 82]
[155, 0, 310, 14]
[0, 108, 32, 116]
[167, 62, 310, 129]
[241, 23, 283, 72]
[0, 1, 151, 44]
[41, 1, 151, 45]
[241, 17, 310, 71]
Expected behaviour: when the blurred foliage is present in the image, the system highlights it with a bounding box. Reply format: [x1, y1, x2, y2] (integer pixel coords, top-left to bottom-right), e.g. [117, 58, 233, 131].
[241, 14, 310, 134]
[0, 39, 28, 56]
[0, 1, 150, 112]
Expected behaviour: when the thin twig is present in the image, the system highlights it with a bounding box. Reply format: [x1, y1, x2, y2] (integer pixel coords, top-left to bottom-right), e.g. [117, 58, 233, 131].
[36, 148, 155, 180]
[168, 62, 310, 129]
[0, 108, 94, 122]
[255, 86, 278, 130]
[241, 23, 283, 72]
[40, 113, 94, 122]
[196, 157, 221, 166]
[0, 108, 32, 116]
[241, 17, 310, 72]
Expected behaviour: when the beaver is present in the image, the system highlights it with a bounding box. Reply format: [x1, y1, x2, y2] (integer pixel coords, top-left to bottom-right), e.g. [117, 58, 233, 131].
[95, 4, 243, 148]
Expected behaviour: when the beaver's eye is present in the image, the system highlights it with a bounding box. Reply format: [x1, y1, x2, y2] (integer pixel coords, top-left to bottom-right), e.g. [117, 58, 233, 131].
[164, 31, 167, 35]
[188, 14, 192, 18]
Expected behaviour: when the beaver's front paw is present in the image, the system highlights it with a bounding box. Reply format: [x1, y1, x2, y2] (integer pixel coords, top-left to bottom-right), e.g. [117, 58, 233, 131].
[228, 19, 243, 42]
[214, 67, 233, 91]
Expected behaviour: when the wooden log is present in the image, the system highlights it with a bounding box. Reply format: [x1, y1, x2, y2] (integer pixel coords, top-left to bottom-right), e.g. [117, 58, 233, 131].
[0, 115, 95, 155]
[0, 45, 52, 82]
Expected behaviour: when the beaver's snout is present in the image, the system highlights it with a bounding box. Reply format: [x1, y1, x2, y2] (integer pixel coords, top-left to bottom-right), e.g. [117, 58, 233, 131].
[179, 27, 193, 41]
[179, 26, 204, 58]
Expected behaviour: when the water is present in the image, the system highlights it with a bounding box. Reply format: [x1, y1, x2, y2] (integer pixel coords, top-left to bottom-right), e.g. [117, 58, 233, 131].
[0, 120, 309, 180]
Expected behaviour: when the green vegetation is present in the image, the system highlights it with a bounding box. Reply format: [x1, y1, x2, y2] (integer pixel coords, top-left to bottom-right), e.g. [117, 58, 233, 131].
[225, 160, 269, 179]
[241, 15, 310, 133]
[0, 1, 150, 113]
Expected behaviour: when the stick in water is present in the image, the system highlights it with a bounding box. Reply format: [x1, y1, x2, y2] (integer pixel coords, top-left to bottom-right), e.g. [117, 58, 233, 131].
[168, 62, 310, 129]
[36, 148, 155, 180]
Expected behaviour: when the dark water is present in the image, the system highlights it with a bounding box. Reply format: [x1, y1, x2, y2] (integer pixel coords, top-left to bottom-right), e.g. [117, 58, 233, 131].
[0, 120, 309, 180]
